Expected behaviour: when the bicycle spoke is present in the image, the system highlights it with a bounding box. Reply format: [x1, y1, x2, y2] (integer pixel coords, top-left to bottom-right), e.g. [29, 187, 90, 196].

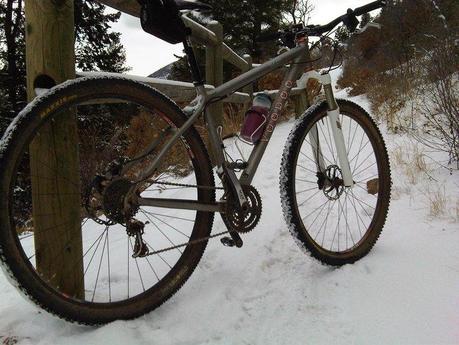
[84, 226, 108, 277]
[297, 163, 317, 174]
[323, 118, 337, 165]
[148, 214, 190, 238]
[353, 161, 377, 178]
[298, 189, 322, 207]
[107, 230, 111, 302]
[301, 199, 329, 222]
[296, 186, 319, 194]
[129, 238, 146, 292]
[143, 211, 194, 223]
[140, 210, 184, 254]
[144, 241, 173, 269]
[91, 228, 108, 302]
[313, 200, 333, 241]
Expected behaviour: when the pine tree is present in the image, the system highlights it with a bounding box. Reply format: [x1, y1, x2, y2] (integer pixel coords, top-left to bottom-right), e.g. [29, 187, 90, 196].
[203, 0, 292, 60]
[335, 26, 350, 43]
[0, 0, 129, 135]
[170, 0, 299, 83]
[74, 2, 128, 72]
[359, 13, 372, 29]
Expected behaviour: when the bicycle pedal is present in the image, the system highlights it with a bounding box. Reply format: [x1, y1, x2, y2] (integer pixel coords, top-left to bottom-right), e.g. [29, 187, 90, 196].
[220, 236, 243, 248]
[220, 237, 236, 247]
[226, 161, 248, 170]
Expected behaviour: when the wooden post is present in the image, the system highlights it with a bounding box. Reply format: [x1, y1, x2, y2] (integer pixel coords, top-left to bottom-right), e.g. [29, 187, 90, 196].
[242, 54, 253, 102]
[239, 54, 253, 126]
[294, 47, 314, 118]
[25, 0, 84, 298]
[294, 90, 310, 119]
[205, 21, 223, 139]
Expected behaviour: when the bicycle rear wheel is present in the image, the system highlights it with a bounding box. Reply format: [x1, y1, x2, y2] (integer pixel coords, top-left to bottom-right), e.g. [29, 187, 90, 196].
[280, 99, 391, 266]
[0, 77, 214, 324]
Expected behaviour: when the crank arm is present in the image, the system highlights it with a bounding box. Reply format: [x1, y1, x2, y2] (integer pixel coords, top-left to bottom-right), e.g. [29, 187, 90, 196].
[222, 167, 248, 209]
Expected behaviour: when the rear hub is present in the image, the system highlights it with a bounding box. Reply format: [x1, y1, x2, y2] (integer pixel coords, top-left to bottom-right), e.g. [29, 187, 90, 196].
[102, 178, 138, 224]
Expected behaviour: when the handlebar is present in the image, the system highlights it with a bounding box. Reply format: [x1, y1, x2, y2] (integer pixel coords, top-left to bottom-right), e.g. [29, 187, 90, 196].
[310, 0, 386, 35]
[256, 0, 387, 43]
[354, 0, 387, 16]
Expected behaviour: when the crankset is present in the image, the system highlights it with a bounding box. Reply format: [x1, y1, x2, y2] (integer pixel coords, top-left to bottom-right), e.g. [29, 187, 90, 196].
[221, 185, 262, 234]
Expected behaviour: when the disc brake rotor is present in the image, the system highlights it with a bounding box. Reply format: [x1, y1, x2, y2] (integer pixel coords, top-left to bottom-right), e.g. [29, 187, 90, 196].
[323, 165, 345, 200]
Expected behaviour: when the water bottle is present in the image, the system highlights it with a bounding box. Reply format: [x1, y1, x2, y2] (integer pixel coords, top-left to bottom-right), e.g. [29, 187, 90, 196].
[240, 93, 272, 143]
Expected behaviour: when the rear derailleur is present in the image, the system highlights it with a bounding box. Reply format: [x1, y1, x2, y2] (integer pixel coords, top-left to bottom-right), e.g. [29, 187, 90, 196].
[126, 218, 150, 258]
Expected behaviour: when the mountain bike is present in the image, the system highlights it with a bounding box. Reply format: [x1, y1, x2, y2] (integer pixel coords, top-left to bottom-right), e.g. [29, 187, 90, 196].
[0, 0, 390, 324]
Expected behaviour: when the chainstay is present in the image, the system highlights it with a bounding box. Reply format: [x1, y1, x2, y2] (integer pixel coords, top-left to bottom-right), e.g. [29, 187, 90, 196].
[144, 229, 234, 256]
[141, 181, 228, 255]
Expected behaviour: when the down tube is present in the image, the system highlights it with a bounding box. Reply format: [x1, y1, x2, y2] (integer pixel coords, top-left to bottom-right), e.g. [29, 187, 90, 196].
[240, 57, 306, 185]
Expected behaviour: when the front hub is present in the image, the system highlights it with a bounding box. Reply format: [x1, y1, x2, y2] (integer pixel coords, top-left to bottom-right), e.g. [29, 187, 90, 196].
[323, 165, 345, 200]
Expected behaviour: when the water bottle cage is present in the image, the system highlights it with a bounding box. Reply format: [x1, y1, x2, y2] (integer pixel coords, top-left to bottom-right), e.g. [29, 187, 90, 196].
[240, 107, 268, 144]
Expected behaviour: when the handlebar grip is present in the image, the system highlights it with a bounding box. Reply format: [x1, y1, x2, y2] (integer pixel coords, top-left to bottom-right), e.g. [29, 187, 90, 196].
[354, 0, 387, 16]
[256, 32, 282, 42]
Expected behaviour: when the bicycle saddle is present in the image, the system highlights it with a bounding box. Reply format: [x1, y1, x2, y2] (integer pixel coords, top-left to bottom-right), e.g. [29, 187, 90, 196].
[175, 0, 213, 11]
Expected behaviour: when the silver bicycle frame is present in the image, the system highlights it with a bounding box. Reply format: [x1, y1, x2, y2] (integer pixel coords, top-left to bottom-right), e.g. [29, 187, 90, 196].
[137, 41, 353, 212]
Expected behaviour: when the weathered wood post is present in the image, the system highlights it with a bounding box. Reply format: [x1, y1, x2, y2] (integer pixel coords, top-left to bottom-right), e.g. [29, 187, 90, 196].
[205, 21, 223, 161]
[294, 48, 314, 118]
[242, 54, 253, 109]
[25, 0, 84, 298]
[242, 54, 253, 98]
[294, 90, 310, 119]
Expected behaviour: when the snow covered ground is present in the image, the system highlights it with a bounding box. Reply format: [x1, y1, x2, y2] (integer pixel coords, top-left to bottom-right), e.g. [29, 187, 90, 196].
[1, 87, 458, 345]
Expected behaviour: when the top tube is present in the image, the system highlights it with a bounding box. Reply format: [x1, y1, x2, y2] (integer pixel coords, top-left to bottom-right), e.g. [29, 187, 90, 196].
[206, 44, 308, 103]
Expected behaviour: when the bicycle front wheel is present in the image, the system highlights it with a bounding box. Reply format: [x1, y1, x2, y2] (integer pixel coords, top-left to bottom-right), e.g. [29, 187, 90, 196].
[280, 99, 391, 266]
[0, 77, 215, 324]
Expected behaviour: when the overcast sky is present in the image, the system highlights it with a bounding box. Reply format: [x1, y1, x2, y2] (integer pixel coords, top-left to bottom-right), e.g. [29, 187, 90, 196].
[109, 0, 380, 76]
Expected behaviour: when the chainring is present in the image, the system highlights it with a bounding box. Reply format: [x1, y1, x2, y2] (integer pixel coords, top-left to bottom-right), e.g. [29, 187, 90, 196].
[222, 185, 262, 233]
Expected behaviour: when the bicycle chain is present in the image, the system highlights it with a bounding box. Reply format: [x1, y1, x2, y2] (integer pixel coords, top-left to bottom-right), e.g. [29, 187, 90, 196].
[147, 180, 225, 190]
[144, 229, 236, 256]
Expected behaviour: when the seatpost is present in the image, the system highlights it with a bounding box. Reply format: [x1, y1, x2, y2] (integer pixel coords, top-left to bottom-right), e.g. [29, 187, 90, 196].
[182, 37, 204, 86]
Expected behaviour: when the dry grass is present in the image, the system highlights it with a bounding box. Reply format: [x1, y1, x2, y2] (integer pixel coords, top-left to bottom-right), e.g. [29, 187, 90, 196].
[392, 142, 428, 185]
[455, 198, 459, 222]
[428, 186, 448, 218]
[392, 146, 404, 166]
[1, 336, 18, 345]
[424, 186, 459, 221]
[222, 103, 245, 138]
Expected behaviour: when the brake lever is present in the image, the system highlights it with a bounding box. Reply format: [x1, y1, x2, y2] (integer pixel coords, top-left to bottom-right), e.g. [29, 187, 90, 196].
[277, 46, 290, 55]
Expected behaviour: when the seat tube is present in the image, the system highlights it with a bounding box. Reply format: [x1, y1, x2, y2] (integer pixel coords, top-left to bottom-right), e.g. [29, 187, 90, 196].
[204, 108, 226, 169]
[323, 78, 354, 187]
